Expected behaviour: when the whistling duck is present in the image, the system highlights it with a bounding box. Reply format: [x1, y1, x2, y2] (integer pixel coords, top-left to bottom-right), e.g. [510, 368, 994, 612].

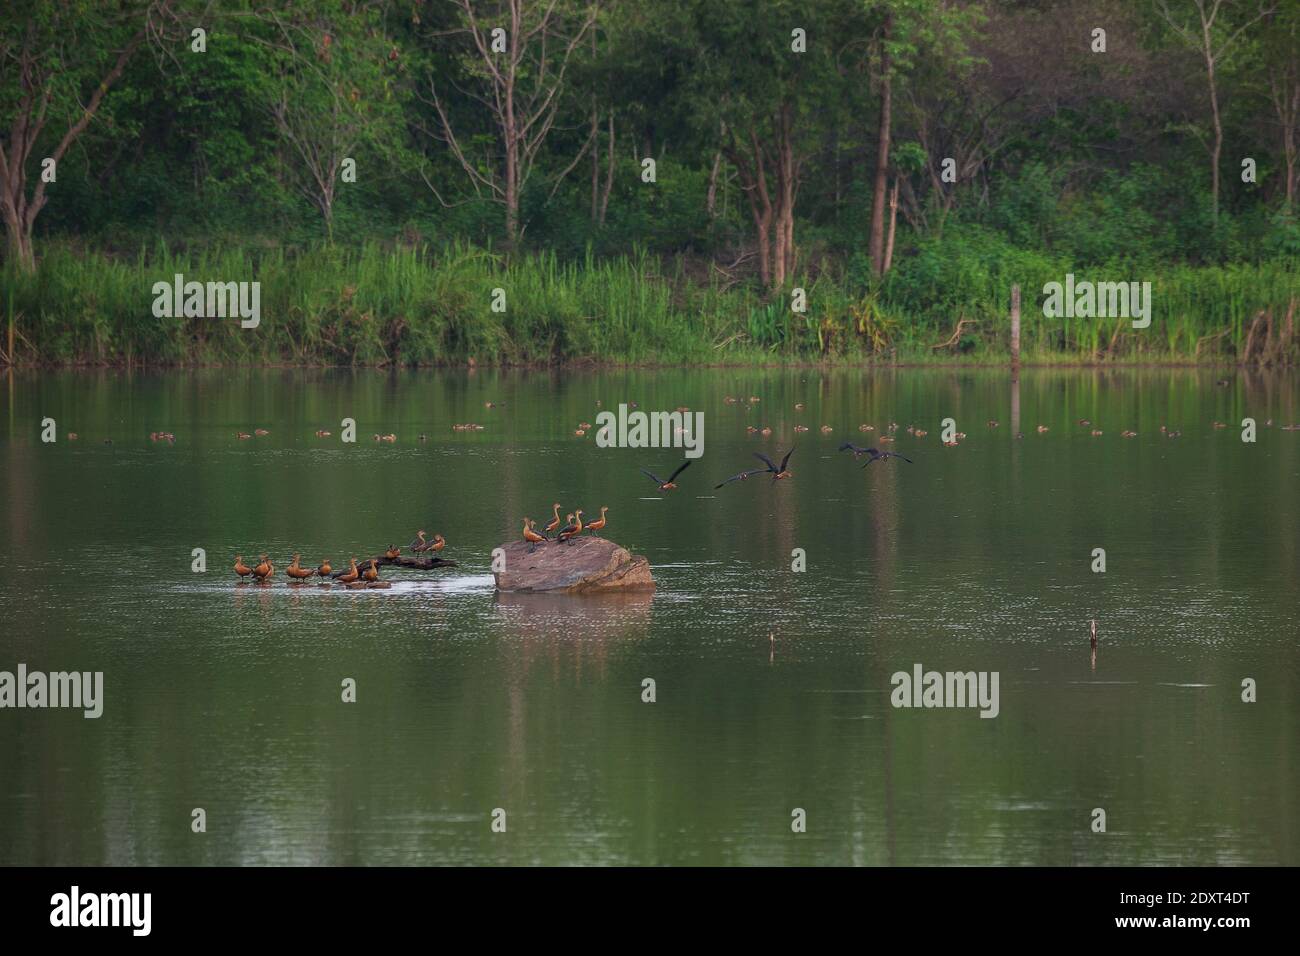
[794, 424, 809, 433]
[236, 432, 252, 440]
[523, 518, 547, 553]
[234, 555, 253, 578]
[385, 545, 401, 560]
[286, 554, 316, 580]
[1121, 430, 1137, 438]
[859, 424, 875, 432]
[1077, 419, 1091, 427]
[574, 429, 586, 437]
[410, 530, 429, 552]
[334, 558, 360, 584]
[714, 466, 767, 488]
[1212, 421, 1227, 429]
[543, 504, 562, 537]
[755, 448, 794, 480]
[585, 506, 608, 536]
[795, 403, 805, 411]
[255, 429, 269, 436]
[68, 433, 79, 440]
[362, 559, 379, 582]
[760, 427, 773, 436]
[987, 420, 999, 428]
[253, 554, 272, 581]
[641, 459, 692, 490]
[558, 511, 584, 545]
[820, 425, 833, 434]
[316, 559, 332, 577]
[914, 429, 928, 437]
[841, 443, 913, 465]
[1037, 425, 1049, 433]
[429, 534, 445, 552]
[315, 429, 331, 438]
[1091, 429, 1103, 437]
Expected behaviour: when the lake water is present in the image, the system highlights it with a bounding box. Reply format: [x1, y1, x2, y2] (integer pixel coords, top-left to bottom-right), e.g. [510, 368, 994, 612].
[1, 367, 1297, 865]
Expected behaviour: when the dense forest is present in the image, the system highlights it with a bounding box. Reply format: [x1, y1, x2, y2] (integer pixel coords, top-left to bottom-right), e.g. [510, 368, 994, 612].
[2, 0, 1298, 365]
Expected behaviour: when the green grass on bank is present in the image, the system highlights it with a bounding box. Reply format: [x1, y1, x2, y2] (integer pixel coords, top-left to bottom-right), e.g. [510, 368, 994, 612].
[2, 238, 1297, 367]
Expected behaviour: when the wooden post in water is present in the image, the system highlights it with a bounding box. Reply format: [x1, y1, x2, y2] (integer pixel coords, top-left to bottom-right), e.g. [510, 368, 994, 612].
[1010, 284, 1021, 369]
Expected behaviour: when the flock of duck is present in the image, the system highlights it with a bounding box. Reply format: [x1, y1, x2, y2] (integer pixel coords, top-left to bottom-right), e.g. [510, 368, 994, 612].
[521, 505, 609, 553]
[233, 530, 446, 586]
[186, 394, 1297, 588]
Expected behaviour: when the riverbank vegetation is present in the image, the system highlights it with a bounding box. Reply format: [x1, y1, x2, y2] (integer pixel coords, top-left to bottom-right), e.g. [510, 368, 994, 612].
[1, 0, 1298, 367]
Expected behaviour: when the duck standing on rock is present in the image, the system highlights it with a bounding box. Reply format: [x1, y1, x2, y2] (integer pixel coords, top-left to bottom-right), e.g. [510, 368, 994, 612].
[286, 554, 316, 580]
[523, 518, 547, 553]
[315, 558, 333, 577]
[252, 555, 272, 582]
[334, 558, 360, 584]
[410, 530, 429, 552]
[585, 506, 608, 536]
[543, 504, 563, 537]
[234, 555, 253, 579]
[557, 511, 583, 545]
[385, 544, 401, 560]
[362, 559, 380, 583]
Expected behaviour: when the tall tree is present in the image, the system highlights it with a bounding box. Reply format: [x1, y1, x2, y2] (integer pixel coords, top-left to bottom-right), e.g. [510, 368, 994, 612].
[423, 0, 598, 246]
[0, 0, 170, 270]
[256, 2, 405, 242]
[1156, 0, 1277, 222]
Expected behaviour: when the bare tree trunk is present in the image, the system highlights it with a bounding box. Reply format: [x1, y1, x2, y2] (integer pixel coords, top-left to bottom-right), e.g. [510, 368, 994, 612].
[706, 149, 722, 219]
[868, 10, 893, 275]
[1271, 77, 1299, 213]
[590, 110, 600, 224]
[779, 105, 796, 280]
[600, 114, 615, 226]
[1205, 41, 1222, 222]
[883, 177, 899, 273]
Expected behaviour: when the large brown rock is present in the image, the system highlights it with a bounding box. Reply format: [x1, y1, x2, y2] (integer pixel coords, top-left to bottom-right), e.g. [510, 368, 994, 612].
[493, 536, 654, 593]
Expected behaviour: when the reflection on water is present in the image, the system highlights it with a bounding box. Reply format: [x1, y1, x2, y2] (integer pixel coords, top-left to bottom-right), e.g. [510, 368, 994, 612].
[0, 366, 1297, 865]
